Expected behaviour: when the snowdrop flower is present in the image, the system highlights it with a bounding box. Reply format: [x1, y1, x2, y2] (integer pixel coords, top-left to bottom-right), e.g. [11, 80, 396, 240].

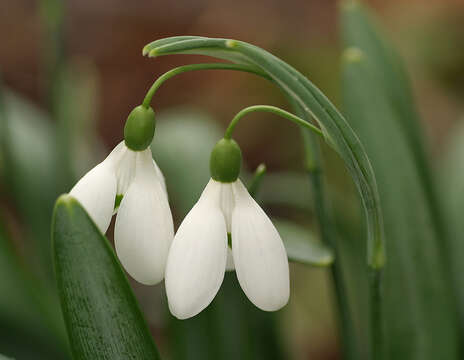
[165, 138, 289, 319]
[70, 105, 174, 285]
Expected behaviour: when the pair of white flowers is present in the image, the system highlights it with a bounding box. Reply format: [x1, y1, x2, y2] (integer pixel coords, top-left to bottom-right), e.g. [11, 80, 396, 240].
[70, 140, 289, 319]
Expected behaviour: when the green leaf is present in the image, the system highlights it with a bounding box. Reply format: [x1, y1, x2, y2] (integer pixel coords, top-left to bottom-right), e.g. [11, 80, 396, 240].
[0, 89, 59, 277]
[441, 120, 464, 335]
[143, 36, 385, 270]
[0, 65, 102, 280]
[340, 0, 447, 262]
[341, 45, 459, 360]
[274, 219, 333, 267]
[0, 221, 69, 359]
[52, 195, 161, 360]
[0, 354, 14, 360]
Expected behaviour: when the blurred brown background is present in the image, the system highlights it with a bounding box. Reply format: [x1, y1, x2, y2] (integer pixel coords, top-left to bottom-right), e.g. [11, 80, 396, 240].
[2, 0, 464, 166]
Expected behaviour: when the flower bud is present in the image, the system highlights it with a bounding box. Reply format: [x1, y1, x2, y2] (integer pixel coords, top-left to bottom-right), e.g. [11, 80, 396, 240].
[210, 138, 242, 183]
[124, 105, 156, 151]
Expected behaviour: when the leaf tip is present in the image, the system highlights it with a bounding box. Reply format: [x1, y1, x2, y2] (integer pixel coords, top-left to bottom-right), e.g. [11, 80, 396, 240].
[342, 47, 365, 63]
[148, 49, 158, 58]
[340, 0, 359, 12]
[322, 253, 335, 266]
[256, 163, 266, 173]
[225, 39, 238, 48]
[55, 193, 76, 207]
[53, 194, 80, 219]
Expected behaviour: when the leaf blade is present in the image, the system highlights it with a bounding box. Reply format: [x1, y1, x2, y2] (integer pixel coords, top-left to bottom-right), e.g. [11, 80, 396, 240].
[52, 195, 161, 360]
[341, 46, 459, 359]
[274, 219, 334, 267]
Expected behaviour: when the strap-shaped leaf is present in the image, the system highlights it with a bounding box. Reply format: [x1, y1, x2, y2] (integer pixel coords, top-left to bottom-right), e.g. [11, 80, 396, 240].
[341, 2, 460, 359]
[274, 219, 333, 267]
[341, 45, 459, 360]
[143, 36, 384, 270]
[442, 121, 464, 334]
[0, 90, 59, 278]
[52, 195, 161, 360]
[341, 0, 447, 255]
[0, 221, 69, 359]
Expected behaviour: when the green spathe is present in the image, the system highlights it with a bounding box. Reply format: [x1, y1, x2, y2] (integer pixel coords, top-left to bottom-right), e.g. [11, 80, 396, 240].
[210, 138, 242, 183]
[124, 105, 156, 151]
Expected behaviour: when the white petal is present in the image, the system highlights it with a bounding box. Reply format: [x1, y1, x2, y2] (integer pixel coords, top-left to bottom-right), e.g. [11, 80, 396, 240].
[114, 148, 174, 285]
[231, 180, 289, 311]
[153, 159, 168, 197]
[115, 146, 136, 195]
[165, 179, 227, 319]
[69, 143, 125, 233]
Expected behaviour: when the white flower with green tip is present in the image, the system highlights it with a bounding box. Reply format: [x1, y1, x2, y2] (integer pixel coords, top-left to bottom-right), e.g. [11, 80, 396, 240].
[165, 138, 289, 319]
[70, 105, 174, 285]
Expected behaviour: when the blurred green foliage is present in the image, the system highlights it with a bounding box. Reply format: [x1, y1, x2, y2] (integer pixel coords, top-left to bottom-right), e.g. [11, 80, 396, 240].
[341, 1, 459, 358]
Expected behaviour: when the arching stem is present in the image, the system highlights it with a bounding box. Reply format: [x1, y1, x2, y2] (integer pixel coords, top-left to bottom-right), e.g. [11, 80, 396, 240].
[224, 105, 323, 140]
[142, 63, 270, 108]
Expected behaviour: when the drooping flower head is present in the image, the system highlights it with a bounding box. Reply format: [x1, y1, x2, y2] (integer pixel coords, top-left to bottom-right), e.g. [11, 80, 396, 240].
[70, 105, 174, 285]
[165, 137, 289, 319]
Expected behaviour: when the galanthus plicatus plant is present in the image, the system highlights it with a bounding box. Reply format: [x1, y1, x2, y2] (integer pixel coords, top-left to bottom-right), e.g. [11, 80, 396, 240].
[52, 34, 387, 360]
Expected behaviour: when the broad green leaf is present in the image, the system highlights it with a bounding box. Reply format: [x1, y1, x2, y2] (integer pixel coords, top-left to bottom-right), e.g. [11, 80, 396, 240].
[274, 219, 333, 267]
[0, 64, 102, 278]
[340, 0, 448, 270]
[0, 90, 58, 276]
[0, 221, 69, 359]
[51, 61, 103, 190]
[54, 61, 103, 179]
[341, 47, 458, 360]
[340, 0, 424, 147]
[441, 121, 464, 334]
[52, 195, 160, 360]
[143, 36, 385, 270]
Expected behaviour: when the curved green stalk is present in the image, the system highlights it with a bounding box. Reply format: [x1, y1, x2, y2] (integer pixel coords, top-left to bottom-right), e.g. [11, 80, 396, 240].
[142, 63, 270, 108]
[295, 100, 360, 359]
[224, 105, 323, 140]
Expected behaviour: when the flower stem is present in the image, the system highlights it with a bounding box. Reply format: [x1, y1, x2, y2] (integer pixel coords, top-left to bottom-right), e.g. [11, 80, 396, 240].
[143, 64, 322, 140]
[142, 63, 270, 109]
[369, 268, 384, 359]
[224, 105, 323, 140]
[296, 104, 361, 360]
